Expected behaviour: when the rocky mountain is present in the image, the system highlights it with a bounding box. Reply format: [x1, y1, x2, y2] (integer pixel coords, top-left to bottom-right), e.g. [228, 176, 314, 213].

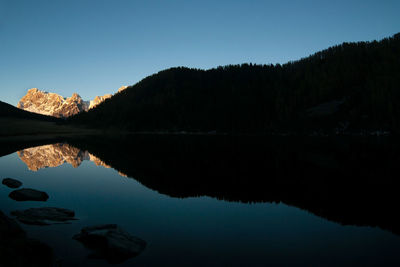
[89, 94, 112, 109]
[17, 89, 88, 118]
[17, 86, 128, 118]
[117, 85, 128, 93]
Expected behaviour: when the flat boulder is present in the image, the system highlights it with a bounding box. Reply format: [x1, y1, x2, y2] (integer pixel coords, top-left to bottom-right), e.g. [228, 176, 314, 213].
[9, 188, 49, 201]
[73, 224, 146, 263]
[2, 178, 23, 188]
[11, 207, 76, 225]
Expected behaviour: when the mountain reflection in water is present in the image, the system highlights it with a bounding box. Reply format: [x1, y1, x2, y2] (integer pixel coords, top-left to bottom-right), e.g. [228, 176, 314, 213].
[17, 143, 127, 176]
[5, 134, 400, 237]
[68, 134, 400, 236]
[3, 135, 400, 267]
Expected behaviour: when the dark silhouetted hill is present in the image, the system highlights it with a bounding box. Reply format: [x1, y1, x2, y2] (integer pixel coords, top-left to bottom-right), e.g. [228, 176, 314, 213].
[0, 100, 60, 122]
[0, 101, 82, 138]
[70, 33, 400, 134]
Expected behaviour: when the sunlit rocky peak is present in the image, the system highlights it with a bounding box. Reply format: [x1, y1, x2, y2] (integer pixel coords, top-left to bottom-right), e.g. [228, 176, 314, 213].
[117, 85, 128, 93]
[17, 86, 129, 117]
[17, 88, 89, 118]
[89, 94, 112, 109]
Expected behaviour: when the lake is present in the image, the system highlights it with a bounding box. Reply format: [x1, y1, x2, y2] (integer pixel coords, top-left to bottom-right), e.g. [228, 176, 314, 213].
[1, 135, 400, 266]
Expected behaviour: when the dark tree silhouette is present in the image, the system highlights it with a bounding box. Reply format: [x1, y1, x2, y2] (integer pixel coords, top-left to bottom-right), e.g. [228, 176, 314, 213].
[69, 33, 400, 134]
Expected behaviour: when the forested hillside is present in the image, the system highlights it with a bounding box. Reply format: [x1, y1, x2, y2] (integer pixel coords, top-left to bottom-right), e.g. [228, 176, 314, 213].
[70, 33, 400, 134]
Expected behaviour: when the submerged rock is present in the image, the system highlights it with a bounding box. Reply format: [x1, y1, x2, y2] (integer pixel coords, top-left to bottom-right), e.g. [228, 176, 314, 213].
[2, 178, 23, 188]
[73, 224, 146, 263]
[9, 188, 49, 202]
[11, 207, 76, 225]
[0, 210, 54, 267]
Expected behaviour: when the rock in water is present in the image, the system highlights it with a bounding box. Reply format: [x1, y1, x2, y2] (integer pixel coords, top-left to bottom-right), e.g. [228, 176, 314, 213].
[73, 224, 146, 263]
[2, 178, 23, 188]
[11, 207, 76, 225]
[9, 188, 49, 202]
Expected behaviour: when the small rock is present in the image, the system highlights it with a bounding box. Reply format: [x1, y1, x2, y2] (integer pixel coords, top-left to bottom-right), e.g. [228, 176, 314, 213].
[9, 188, 49, 202]
[73, 224, 146, 264]
[2, 178, 23, 188]
[11, 207, 76, 225]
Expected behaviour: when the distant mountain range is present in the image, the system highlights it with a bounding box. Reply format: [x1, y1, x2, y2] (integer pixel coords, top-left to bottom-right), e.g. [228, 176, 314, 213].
[17, 86, 128, 118]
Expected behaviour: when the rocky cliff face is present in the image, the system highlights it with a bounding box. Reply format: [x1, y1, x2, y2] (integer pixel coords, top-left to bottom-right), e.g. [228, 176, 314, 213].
[117, 85, 128, 93]
[17, 86, 128, 118]
[89, 94, 112, 109]
[17, 88, 89, 118]
[88, 86, 129, 109]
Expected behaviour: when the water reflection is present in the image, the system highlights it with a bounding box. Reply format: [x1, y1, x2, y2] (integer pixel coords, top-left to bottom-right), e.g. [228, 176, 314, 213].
[1, 135, 400, 266]
[17, 143, 127, 177]
[7, 135, 400, 236]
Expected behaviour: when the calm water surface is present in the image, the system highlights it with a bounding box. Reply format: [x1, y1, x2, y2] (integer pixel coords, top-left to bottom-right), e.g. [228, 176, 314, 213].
[1, 141, 400, 266]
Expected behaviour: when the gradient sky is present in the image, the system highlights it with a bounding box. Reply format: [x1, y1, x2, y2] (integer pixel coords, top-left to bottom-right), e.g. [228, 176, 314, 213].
[0, 0, 399, 105]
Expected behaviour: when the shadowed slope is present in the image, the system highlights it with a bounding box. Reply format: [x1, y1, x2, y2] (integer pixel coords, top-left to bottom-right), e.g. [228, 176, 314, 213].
[71, 33, 400, 133]
[0, 100, 59, 121]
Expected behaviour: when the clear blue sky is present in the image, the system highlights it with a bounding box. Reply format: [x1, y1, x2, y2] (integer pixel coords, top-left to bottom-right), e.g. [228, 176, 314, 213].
[0, 0, 399, 105]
